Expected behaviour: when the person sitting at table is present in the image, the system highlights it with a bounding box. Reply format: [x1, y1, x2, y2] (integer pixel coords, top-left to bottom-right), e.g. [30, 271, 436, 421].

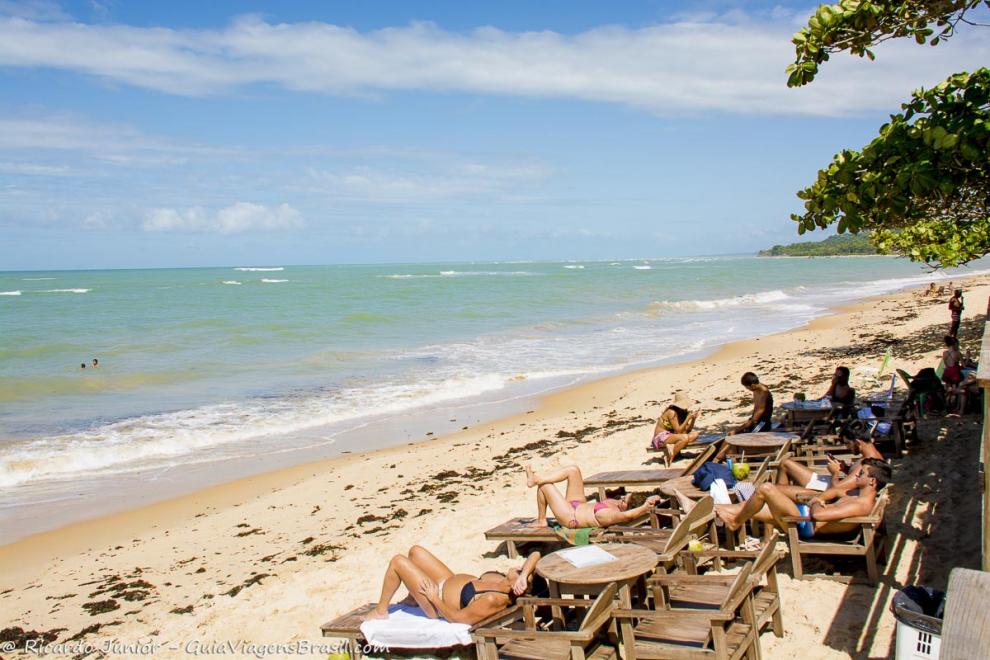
[364, 545, 542, 623]
[651, 391, 702, 464]
[524, 464, 661, 529]
[727, 372, 774, 436]
[715, 458, 892, 537]
[948, 371, 981, 416]
[775, 431, 885, 495]
[825, 365, 856, 406]
[942, 335, 963, 387]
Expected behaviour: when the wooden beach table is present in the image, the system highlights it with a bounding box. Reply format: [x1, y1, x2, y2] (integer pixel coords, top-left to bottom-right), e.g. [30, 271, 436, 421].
[536, 542, 658, 604]
[780, 401, 833, 429]
[724, 431, 798, 458]
[537, 543, 658, 657]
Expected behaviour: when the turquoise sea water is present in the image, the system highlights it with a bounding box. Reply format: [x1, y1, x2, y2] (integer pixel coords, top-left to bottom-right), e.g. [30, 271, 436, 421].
[0, 256, 984, 537]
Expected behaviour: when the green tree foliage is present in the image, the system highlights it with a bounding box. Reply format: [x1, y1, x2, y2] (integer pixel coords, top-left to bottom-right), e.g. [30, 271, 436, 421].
[785, 1, 989, 267]
[759, 233, 877, 256]
[792, 69, 990, 267]
[786, 0, 988, 87]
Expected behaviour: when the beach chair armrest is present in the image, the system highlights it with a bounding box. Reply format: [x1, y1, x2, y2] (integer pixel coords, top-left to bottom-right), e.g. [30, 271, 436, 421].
[516, 597, 595, 608]
[780, 515, 813, 524]
[647, 574, 734, 586]
[470, 605, 524, 630]
[613, 608, 734, 622]
[471, 627, 599, 642]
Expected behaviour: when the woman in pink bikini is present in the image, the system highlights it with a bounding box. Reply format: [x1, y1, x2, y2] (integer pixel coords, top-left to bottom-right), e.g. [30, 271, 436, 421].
[525, 464, 660, 528]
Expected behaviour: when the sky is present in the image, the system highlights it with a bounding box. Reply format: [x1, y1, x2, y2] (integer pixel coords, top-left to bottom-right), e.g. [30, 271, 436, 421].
[0, 1, 987, 270]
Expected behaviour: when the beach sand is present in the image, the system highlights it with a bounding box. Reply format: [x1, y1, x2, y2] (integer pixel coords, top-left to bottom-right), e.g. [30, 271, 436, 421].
[2, 276, 988, 658]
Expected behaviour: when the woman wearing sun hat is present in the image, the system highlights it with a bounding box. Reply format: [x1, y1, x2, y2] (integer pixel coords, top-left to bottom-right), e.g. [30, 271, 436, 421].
[651, 391, 702, 465]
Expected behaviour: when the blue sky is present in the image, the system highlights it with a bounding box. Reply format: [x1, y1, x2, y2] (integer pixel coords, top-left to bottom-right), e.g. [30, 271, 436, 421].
[0, 1, 987, 270]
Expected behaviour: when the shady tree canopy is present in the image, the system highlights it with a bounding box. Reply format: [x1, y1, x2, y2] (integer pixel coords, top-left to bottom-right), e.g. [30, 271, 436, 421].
[785, 1, 990, 268]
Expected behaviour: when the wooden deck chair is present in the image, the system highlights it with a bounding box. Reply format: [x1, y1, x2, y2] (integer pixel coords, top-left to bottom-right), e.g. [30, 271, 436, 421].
[321, 602, 513, 659]
[483, 517, 607, 559]
[612, 563, 760, 660]
[781, 489, 890, 585]
[587, 445, 717, 501]
[472, 582, 619, 660]
[602, 496, 717, 574]
[669, 532, 786, 639]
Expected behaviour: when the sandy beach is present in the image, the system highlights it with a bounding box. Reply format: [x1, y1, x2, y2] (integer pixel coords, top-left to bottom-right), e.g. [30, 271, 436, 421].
[3, 275, 988, 659]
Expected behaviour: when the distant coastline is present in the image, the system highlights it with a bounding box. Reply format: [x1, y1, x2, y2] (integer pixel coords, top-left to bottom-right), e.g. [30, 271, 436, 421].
[759, 233, 876, 257]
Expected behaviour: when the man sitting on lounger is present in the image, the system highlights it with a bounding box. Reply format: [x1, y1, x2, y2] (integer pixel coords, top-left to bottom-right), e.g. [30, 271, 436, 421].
[525, 464, 660, 528]
[727, 371, 774, 436]
[715, 458, 892, 538]
[775, 432, 885, 495]
[365, 545, 541, 623]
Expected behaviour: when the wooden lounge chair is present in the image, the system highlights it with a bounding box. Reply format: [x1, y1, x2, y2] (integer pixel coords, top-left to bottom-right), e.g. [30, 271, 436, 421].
[669, 532, 786, 639]
[320, 602, 514, 658]
[781, 489, 891, 584]
[602, 496, 717, 574]
[586, 445, 717, 500]
[612, 563, 760, 660]
[484, 517, 606, 559]
[472, 582, 619, 660]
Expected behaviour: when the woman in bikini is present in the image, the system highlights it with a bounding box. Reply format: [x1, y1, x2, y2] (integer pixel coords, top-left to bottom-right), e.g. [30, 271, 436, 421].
[525, 464, 661, 528]
[364, 545, 541, 623]
[651, 391, 702, 464]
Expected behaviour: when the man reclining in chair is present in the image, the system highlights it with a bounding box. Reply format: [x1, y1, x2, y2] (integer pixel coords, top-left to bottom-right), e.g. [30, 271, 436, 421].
[364, 545, 541, 623]
[775, 432, 885, 496]
[525, 464, 661, 528]
[714, 459, 892, 539]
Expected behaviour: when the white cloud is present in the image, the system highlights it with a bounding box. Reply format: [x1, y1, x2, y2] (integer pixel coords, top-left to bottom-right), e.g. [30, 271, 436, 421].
[0, 161, 75, 176]
[143, 202, 302, 233]
[304, 161, 551, 202]
[0, 13, 985, 116]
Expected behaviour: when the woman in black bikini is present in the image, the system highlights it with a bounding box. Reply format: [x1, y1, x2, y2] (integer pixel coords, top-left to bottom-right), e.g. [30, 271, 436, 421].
[364, 545, 540, 623]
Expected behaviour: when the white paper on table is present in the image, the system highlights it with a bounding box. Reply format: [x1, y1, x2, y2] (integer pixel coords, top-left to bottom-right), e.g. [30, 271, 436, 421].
[557, 545, 617, 568]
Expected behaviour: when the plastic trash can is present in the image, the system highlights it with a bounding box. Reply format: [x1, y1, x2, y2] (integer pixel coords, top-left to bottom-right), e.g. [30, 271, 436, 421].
[891, 586, 944, 659]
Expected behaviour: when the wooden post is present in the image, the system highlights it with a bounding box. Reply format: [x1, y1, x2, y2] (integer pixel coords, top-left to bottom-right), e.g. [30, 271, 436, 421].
[976, 296, 990, 571]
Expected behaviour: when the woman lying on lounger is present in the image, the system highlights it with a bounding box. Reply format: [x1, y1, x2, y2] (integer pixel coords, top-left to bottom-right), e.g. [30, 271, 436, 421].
[526, 464, 661, 528]
[365, 545, 541, 624]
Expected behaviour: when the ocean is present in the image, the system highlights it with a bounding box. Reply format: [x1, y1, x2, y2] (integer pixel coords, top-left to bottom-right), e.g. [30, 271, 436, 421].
[0, 256, 983, 539]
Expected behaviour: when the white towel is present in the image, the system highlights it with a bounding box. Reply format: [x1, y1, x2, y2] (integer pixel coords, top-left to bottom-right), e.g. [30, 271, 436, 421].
[359, 604, 472, 649]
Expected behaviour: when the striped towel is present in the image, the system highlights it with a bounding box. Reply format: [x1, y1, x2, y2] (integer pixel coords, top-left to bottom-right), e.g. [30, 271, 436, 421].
[551, 523, 593, 546]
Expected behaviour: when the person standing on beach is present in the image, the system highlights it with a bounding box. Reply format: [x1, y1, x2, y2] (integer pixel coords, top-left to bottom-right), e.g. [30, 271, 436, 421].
[727, 372, 773, 436]
[948, 289, 964, 337]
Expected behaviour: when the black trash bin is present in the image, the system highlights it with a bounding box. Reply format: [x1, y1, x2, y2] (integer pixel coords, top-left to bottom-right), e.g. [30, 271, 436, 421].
[891, 586, 944, 658]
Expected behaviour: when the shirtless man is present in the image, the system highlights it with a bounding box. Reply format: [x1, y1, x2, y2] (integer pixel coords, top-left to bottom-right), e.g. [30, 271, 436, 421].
[716, 458, 892, 538]
[727, 372, 773, 436]
[524, 464, 660, 528]
[776, 433, 884, 495]
[948, 289, 963, 337]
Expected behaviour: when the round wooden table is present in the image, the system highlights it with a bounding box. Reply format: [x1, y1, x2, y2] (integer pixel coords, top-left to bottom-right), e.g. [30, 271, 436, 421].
[724, 431, 797, 456]
[536, 542, 658, 606]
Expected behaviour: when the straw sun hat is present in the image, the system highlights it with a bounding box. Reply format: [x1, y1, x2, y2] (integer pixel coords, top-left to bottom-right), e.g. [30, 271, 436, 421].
[670, 391, 697, 411]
